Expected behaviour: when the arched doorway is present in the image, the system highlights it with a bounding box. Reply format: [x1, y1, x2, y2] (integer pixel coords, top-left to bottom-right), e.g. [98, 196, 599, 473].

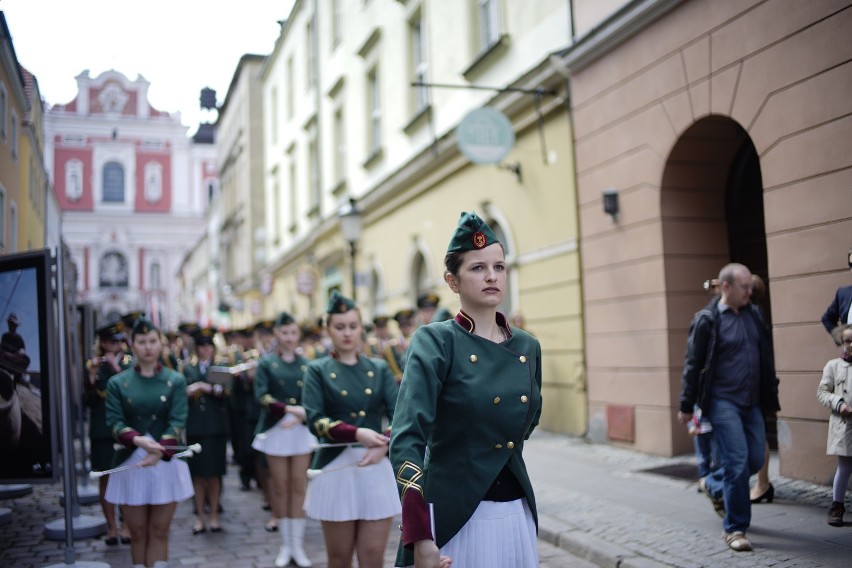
[661, 115, 774, 450]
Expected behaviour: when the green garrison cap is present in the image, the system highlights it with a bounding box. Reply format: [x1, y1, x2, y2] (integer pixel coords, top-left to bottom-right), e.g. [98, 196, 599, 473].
[131, 316, 158, 337]
[194, 327, 216, 346]
[417, 292, 440, 309]
[327, 290, 356, 314]
[446, 211, 500, 253]
[274, 311, 296, 327]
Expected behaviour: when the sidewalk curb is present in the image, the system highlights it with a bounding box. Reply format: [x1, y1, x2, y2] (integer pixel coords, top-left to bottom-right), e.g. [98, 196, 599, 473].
[539, 514, 672, 568]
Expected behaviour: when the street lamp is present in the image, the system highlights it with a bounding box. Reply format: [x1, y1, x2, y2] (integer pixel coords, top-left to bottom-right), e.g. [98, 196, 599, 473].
[339, 197, 362, 298]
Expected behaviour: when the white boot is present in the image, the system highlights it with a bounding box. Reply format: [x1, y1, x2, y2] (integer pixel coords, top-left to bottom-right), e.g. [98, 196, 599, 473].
[152, 562, 169, 568]
[274, 518, 292, 568]
[290, 517, 312, 567]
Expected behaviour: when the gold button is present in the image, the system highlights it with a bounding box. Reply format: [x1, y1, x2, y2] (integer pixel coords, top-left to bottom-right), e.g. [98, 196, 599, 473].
[365, 388, 373, 395]
[494, 444, 503, 449]
[507, 441, 515, 449]
[359, 410, 366, 417]
[367, 371, 375, 377]
[289, 398, 297, 404]
[341, 390, 348, 396]
[493, 397, 501, 404]
[272, 363, 279, 369]
[521, 395, 528, 403]
[351, 412, 357, 418]
[297, 380, 303, 387]
[301, 365, 307, 372]
[151, 414, 157, 420]
[330, 372, 337, 379]
[160, 395, 167, 402]
[519, 356, 527, 363]
[470, 355, 478, 363]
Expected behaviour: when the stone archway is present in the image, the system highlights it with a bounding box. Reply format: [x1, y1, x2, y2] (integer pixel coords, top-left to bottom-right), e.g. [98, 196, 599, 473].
[661, 115, 773, 449]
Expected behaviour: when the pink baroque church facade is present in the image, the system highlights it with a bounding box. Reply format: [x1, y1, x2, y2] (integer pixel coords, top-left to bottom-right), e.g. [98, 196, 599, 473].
[45, 69, 217, 329]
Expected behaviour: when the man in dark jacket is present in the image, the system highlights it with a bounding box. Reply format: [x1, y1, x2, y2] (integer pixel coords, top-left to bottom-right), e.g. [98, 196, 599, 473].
[821, 285, 852, 343]
[677, 263, 780, 553]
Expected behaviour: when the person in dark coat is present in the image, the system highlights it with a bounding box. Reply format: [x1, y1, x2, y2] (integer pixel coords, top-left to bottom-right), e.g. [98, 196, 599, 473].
[184, 327, 230, 534]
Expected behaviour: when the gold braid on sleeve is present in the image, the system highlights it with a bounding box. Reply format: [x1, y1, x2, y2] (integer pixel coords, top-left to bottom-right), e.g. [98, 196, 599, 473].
[396, 461, 424, 498]
[259, 393, 276, 408]
[314, 417, 342, 438]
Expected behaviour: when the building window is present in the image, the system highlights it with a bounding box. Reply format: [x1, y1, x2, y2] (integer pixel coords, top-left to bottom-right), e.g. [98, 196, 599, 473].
[410, 12, 429, 113]
[288, 151, 297, 233]
[10, 110, 17, 160]
[150, 262, 161, 289]
[65, 159, 84, 202]
[8, 202, 16, 253]
[99, 251, 129, 288]
[367, 67, 381, 155]
[412, 251, 429, 301]
[144, 161, 163, 203]
[271, 87, 279, 144]
[0, 186, 5, 249]
[286, 56, 295, 119]
[272, 177, 282, 243]
[331, 0, 343, 48]
[0, 84, 6, 141]
[308, 124, 320, 214]
[478, 0, 501, 51]
[102, 161, 125, 202]
[333, 106, 346, 185]
[306, 15, 317, 90]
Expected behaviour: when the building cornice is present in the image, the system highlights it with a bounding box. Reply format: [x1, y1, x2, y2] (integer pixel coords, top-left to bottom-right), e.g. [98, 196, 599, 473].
[558, 0, 685, 74]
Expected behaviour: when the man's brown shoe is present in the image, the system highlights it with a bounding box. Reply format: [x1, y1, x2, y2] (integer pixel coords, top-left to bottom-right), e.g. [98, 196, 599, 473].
[699, 477, 725, 519]
[724, 531, 752, 552]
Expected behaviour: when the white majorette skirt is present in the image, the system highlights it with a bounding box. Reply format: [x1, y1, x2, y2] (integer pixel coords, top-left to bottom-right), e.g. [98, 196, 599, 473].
[437, 498, 539, 568]
[105, 445, 194, 506]
[303, 447, 401, 521]
[251, 414, 316, 457]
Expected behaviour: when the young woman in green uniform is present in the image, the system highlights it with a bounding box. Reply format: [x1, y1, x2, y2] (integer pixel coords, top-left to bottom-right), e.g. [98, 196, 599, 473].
[184, 327, 230, 534]
[391, 212, 543, 568]
[84, 322, 132, 545]
[251, 312, 315, 567]
[105, 317, 193, 568]
[302, 291, 401, 568]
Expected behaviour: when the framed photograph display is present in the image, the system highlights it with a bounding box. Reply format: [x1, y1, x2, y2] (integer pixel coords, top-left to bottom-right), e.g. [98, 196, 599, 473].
[0, 249, 57, 482]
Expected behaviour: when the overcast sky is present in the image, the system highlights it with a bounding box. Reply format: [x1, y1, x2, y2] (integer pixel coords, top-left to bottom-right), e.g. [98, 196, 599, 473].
[2, 0, 294, 134]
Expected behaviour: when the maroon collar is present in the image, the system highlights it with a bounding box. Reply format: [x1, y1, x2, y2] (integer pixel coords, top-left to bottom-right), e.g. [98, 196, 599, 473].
[454, 310, 512, 339]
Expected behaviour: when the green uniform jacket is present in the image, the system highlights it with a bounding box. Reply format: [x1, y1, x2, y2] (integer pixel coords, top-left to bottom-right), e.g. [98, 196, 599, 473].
[390, 317, 542, 566]
[84, 354, 133, 440]
[253, 351, 310, 436]
[105, 365, 188, 467]
[302, 354, 398, 470]
[183, 361, 230, 438]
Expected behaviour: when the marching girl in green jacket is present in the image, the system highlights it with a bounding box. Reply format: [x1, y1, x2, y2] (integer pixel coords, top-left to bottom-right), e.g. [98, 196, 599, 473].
[105, 317, 193, 568]
[251, 312, 316, 568]
[302, 291, 401, 568]
[390, 212, 543, 568]
[84, 321, 132, 546]
[184, 327, 230, 535]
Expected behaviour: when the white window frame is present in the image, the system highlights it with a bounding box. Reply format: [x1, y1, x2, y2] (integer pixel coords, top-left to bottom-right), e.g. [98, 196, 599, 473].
[332, 0, 343, 49]
[410, 12, 429, 113]
[477, 0, 501, 51]
[8, 201, 16, 253]
[367, 66, 381, 156]
[65, 159, 84, 202]
[333, 104, 346, 186]
[306, 14, 317, 91]
[0, 83, 6, 142]
[143, 161, 163, 203]
[10, 110, 18, 161]
[0, 185, 6, 249]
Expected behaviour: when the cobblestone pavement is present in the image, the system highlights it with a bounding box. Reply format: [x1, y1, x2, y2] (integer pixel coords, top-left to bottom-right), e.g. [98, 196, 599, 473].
[0, 448, 593, 568]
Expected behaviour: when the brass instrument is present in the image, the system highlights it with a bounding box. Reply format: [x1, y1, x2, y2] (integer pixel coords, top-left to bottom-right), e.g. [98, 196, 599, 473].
[206, 359, 259, 385]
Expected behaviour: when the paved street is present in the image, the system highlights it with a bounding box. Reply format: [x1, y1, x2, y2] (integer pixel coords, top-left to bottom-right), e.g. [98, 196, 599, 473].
[0, 444, 592, 568]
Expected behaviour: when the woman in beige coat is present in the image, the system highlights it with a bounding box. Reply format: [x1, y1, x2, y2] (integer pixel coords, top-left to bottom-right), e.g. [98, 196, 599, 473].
[817, 323, 852, 527]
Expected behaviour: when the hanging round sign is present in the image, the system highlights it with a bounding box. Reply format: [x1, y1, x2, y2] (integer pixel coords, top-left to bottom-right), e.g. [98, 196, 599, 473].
[456, 107, 515, 164]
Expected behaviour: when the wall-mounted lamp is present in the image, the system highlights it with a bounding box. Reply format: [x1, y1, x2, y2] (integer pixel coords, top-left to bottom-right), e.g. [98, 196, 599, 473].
[603, 189, 619, 222]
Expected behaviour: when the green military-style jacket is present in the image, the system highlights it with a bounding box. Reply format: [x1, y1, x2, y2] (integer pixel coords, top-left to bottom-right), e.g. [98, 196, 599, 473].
[302, 353, 398, 470]
[84, 353, 133, 440]
[105, 365, 188, 466]
[390, 315, 542, 566]
[253, 351, 310, 435]
[183, 360, 230, 438]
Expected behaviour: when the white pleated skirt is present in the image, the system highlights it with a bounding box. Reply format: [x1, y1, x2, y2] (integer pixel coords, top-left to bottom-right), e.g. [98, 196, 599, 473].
[437, 499, 539, 568]
[105, 446, 194, 506]
[303, 447, 401, 521]
[251, 415, 316, 457]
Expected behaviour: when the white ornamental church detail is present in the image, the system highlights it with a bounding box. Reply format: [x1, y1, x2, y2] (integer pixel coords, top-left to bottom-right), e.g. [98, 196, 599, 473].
[98, 82, 129, 114]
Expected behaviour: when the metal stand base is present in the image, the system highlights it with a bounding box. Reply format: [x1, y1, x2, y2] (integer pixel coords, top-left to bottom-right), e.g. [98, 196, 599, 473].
[0, 507, 11, 526]
[59, 484, 100, 507]
[43, 514, 107, 541]
[0, 484, 33, 499]
[43, 562, 111, 568]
